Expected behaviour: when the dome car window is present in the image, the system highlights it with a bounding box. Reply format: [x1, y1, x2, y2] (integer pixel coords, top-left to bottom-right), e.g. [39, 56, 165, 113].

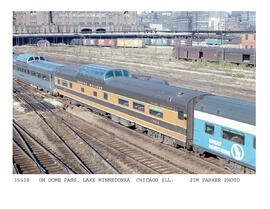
[123, 70, 131, 77]
[105, 71, 114, 80]
[115, 70, 123, 77]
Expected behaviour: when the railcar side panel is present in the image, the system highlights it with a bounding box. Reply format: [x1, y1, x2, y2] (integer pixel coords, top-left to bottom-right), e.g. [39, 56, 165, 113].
[54, 76, 189, 145]
[193, 110, 256, 170]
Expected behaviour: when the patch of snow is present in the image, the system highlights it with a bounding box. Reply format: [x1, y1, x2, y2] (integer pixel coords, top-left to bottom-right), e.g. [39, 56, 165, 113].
[43, 98, 63, 107]
[13, 101, 25, 113]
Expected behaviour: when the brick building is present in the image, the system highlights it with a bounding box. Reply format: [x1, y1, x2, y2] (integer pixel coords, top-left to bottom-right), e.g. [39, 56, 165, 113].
[13, 11, 144, 34]
[241, 33, 256, 49]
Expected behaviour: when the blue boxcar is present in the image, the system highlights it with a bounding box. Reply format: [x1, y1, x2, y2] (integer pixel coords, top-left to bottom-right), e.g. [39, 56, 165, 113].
[193, 95, 256, 172]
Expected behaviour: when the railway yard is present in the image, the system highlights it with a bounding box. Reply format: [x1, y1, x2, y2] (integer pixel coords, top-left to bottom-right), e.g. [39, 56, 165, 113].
[12, 45, 256, 174]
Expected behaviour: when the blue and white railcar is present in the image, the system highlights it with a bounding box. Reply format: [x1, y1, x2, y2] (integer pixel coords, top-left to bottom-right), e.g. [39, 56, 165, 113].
[13, 54, 63, 94]
[193, 95, 256, 173]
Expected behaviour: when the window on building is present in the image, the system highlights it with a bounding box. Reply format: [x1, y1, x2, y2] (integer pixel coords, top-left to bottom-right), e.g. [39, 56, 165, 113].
[149, 106, 163, 118]
[103, 92, 108, 100]
[62, 80, 67, 87]
[178, 110, 184, 120]
[81, 87, 84, 93]
[133, 101, 145, 112]
[93, 91, 97, 97]
[205, 123, 215, 135]
[245, 34, 248, 40]
[69, 82, 72, 88]
[221, 128, 245, 145]
[118, 97, 129, 107]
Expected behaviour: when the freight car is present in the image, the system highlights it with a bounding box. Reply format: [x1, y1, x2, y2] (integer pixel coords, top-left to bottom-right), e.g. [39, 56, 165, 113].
[150, 38, 170, 46]
[173, 46, 256, 66]
[117, 38, 145, 48]
[13, 53, 256, 173]
[97, 39, 117, 47]
[223, 48, 256, 66]
[171, 38, 192, 47]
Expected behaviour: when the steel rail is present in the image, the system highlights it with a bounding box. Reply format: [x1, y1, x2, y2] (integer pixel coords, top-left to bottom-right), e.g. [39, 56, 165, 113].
[13, 125, 47, 174]
[14, 82, 120, 174]
[13, 139, 44, 174]
[14, 87, 94, 174]
[12, 158, 20, 174]
[13, 120, 76, 174]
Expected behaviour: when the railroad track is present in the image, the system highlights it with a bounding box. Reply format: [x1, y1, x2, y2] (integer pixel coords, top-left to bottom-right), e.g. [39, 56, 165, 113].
[59, 110, 232, 174]
[13, 82, 120, 174]
[13, 121, 73, 174]
[60, 113, 190, 174]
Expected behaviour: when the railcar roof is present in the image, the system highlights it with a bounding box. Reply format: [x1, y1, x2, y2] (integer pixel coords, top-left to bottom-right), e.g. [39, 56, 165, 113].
[16, 53, 46, 63]
[55, 65, 78, 76]
[195, 95, 255, 125]
[224, 48, 255, 54]
[28, 61, 64, 72]
[78, 64, 131, 80]
[105, 77, 208, 109]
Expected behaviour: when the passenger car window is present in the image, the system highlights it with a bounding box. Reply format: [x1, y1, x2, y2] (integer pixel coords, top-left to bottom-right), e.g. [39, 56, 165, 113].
[81, 87, 84, 93]
[62, 80, 67, 87]
[58, 79, 60, 84]
[133, 101, 145, 112]
[118, 97, 129, 107]
[178, 110, 184, 120]
[93, 91, 97, 97]
[205, 123, 214, 135]
[103, 93, 108, 100]
[69, 82, 72, 88]
[221, 128, 244, 145]
[149, 106, 163, 118]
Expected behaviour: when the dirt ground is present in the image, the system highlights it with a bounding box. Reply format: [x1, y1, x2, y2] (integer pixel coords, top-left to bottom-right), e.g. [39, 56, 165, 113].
[13, 45, 256, 102]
